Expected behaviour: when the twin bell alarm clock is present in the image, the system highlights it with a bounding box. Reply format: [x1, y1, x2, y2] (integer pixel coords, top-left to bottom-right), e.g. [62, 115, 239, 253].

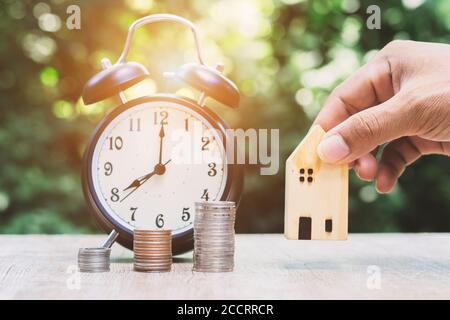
[81, 14, 244, 254]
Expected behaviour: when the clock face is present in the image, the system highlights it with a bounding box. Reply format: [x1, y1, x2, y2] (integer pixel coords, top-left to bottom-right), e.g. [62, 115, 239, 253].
[90, 101, 227, 235]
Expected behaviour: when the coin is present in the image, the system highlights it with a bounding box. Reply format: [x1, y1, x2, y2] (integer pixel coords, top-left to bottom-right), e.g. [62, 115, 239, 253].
[133, 228, 172, 273]
[193, 201, 236, 273]
[78, 247, 111, 273]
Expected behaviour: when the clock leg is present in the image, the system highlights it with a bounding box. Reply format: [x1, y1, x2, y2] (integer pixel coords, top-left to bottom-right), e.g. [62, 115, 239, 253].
[101, 229, 119, 249]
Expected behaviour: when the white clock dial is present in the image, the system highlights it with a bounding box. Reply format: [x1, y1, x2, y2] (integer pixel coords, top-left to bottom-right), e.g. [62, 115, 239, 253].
[91, 101, 227, 235]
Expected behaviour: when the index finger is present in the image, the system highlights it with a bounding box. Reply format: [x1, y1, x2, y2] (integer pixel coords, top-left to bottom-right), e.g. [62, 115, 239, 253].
[313, 55, 394, 131]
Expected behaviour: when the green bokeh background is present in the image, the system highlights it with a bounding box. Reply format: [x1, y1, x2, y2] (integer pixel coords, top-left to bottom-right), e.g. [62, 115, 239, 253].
[0, 0, 449, 235]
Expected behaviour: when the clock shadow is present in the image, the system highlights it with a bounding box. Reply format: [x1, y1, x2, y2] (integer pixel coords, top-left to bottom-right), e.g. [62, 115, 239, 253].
[111, 257, 133, 263]
[173, 256, 193, 263]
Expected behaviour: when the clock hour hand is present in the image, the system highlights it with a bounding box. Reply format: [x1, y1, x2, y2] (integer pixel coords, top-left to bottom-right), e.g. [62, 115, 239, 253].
[121, 172, 155, 203]
[123, 172, 156, 191]
[120, 159, 172, 203]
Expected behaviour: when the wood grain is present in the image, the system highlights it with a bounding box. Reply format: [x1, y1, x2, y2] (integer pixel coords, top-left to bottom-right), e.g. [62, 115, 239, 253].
[1, 234, 450, 299]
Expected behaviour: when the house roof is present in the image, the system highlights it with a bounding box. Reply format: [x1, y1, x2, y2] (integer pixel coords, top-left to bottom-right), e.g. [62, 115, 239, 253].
[287, 125, 326, 170]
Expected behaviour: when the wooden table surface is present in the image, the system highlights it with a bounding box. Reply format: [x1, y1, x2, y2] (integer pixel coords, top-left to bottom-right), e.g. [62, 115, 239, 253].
[1, 234, 449, 300]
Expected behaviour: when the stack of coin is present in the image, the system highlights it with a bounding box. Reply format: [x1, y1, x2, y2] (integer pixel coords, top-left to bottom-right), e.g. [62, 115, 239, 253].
[133, 228, 172, 272]
[78, 247, 111, 273]
[193, 201, 236, 272]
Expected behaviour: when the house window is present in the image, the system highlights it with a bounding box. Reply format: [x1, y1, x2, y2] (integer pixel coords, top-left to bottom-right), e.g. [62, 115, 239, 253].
[299, 168, 314, 183]
[325, 219, 332, 233]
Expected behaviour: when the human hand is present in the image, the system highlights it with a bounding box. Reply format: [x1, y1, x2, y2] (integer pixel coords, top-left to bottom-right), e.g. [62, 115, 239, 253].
[314, 40, 450, 193]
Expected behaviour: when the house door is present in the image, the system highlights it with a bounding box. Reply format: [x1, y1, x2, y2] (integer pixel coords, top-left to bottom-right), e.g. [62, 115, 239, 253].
[298, 217, 312, 240]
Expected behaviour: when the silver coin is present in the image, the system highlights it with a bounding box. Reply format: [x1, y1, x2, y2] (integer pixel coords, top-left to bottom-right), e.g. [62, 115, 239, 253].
[78, 263, 110, 268]
[194, 219, 235, 224]
[195, 213, 235, 218]
[78, 267, 109, 272]
[195, 213, 235, 217]
[78, 253, 111, 257]
[194, 242, 234, 246]
[194, 257, 234, 262]
[79, 247, 111, 252]
[194, 244, 234, 249]
[194, 233, 235, 238]
[78, 254, 111, 258]
[196, 221, 234, 225]
[78, 251, 110, 256]
[195, 212, 235, 217]
[78, 251, 111, 255]
[78, 260, 109, 265]
[194, 222, 235, 226]
[195, 260, 234, 268]
[78, 261, 109, 266]
[194, 227, 235, 232]
[79, 268, 110, 273]
[78, 255, 110, 259]
[193, 259, 234, 265]
[78, 247, 111, 273]
[78, 258, 110, 262]
[194, 260, 233, 264]
[194, 251, 233, 255]
[78, 265, 110, 270]
[193, 201, 236, 273]
[193, 267, 233, 272]
[194, 245, 234, 249]
[194, 235, 234, 239]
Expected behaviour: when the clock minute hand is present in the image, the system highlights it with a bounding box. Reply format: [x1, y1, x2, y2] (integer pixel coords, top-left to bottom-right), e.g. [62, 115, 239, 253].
[158, 123, 165, 165]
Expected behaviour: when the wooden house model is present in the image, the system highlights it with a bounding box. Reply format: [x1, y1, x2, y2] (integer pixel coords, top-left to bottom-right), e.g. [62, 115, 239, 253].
[284, 125, 348, 240]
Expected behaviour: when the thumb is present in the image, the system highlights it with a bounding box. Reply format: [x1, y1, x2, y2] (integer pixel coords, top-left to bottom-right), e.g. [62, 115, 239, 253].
[317, 95, 411, 164]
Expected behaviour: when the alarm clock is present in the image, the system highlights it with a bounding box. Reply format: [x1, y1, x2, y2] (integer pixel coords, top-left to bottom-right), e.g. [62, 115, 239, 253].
[81, 14, 243, 255]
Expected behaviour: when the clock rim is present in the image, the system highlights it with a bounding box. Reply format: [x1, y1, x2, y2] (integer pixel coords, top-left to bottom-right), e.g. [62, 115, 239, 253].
[82, 94, 244, 255]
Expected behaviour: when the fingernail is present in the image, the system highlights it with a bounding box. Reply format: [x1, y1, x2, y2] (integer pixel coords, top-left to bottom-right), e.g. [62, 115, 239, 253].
[375, 182, 388, 194]
[375, 184, 385, 194]
[317, 134, 350, 163]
